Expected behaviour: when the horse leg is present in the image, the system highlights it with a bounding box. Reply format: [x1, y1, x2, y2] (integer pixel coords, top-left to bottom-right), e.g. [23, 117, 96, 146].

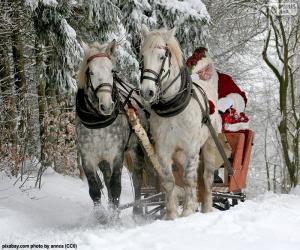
[201, 139, 216, 213]
[158, 155, 178, 220]
[181, 154, 198, 217]
[130, 145, 146, 215]
[110, 157, 123, 208]
[201, 166, 214, 213]
[99, 160, 112, 201]
[81, 157, 103, 205]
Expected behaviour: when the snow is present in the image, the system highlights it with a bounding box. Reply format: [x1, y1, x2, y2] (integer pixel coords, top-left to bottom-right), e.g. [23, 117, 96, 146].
[42, 0, 58, 7]
[155, 0, 210, 22]
[1, 168, 300, 250]
[25, 0, 39, 10]
[61, 20, 77, 39]
[25, 0, 58, 10]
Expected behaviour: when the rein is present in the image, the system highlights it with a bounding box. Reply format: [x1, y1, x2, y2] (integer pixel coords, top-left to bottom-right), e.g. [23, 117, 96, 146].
[191, 83, 234, 176]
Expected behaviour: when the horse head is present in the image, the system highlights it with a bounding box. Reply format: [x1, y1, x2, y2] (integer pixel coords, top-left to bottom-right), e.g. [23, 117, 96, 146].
[140, 25, 183, 103]
[79, 40, 117, 116]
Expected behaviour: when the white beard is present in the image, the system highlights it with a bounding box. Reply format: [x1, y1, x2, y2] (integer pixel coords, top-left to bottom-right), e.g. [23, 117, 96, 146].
[193, 69, 219, 103]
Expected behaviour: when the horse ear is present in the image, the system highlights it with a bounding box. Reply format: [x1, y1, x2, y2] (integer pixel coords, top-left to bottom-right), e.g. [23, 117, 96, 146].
[106, 39, 117, 57]
[141, 24, 150, 37]
[81, 41, 89, 55]
[166, 27, 176, 40]
[169, 27, 176, 37]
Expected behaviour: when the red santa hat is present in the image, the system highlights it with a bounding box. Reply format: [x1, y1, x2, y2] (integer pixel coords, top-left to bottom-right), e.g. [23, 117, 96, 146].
[186, 47, 213, 72]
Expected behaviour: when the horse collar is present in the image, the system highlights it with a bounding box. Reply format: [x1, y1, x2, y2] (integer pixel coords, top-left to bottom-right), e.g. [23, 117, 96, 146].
[76, 79, 121, 129]
[151, 67, 193, 117]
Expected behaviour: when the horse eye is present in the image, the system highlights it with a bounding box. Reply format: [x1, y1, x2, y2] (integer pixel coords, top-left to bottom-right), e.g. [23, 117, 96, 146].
[89, 70, 94, 76]
[160, 55, 165, 60]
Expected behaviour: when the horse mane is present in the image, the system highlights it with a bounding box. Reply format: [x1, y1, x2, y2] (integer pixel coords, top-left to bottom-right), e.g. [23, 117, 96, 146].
[141, 28, 183, 68]
[78, 42, 110, 89]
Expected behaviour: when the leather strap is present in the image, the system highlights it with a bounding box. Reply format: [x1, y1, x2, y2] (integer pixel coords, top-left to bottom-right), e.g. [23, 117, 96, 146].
[87, 53, 110, 63]
[191, 84, 234, 176]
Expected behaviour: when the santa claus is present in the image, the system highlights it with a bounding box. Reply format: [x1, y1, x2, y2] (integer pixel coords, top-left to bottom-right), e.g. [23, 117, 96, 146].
[187, 47, 249, 132]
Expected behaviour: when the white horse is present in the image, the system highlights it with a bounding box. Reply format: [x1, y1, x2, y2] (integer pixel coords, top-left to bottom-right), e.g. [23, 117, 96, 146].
[140, 25, 221, 218]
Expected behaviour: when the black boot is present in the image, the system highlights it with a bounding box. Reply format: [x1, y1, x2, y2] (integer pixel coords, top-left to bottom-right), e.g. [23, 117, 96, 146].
[214, 170, 223, 184]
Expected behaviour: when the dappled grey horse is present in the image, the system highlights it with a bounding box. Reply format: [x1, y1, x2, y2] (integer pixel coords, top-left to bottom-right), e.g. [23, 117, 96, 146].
[76, 40, 146, 214]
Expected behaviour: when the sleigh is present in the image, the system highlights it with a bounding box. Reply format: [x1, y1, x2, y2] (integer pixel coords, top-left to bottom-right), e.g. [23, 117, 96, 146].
[121, 110, 254, 216]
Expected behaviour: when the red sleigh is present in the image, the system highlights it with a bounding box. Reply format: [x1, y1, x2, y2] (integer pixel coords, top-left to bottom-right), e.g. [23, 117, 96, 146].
[205, 129, 255, 210]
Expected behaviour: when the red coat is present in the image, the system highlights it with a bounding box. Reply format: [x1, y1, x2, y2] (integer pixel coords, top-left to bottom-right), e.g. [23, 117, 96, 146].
[218, 72, 247, 105]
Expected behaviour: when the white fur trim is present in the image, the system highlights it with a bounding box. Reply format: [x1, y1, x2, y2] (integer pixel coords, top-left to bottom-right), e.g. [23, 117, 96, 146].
[224, 121, 250, 132]
[192, 57, 213, 73]
[226, 93, 245, 113]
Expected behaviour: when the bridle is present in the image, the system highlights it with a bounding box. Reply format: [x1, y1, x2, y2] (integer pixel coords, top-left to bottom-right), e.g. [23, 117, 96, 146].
[86, 53, 115, 98]
[84, 53, 121, 117]
[141, 47, 181, 102]
[141, 47, 171, 86]
[76, 52, 121, 129]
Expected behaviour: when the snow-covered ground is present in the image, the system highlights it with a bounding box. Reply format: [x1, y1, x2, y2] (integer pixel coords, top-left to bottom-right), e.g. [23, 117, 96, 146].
[1, 168, 300, 250]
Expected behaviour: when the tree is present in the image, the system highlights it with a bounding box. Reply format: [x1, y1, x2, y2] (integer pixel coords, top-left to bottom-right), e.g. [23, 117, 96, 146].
[233, 0, 300, 189]
[263, 6, 300, 189]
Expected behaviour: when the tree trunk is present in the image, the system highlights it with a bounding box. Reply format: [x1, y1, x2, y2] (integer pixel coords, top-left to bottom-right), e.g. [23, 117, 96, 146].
[35, 38, 47, 165]
[0, 36, 17, 152]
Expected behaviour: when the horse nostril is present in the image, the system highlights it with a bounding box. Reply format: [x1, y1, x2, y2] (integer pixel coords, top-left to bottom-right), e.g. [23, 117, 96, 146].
[110, 102, 114, 111]
[100, 104, 106, 112]
[148, 90, 154, 98]
[140, 89, 145, 98]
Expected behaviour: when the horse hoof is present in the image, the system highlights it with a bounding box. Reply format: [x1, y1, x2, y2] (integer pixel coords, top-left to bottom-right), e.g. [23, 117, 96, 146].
[93, 205, 110, 224]
[133, 205, 143, 216]
[181, 208, 194, 217]
[164, 211, 178, 220]
[201, 206, 213, 213]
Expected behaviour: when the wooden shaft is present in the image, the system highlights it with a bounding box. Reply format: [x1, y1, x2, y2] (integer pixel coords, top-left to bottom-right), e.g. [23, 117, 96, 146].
[127, 108, 165, 184]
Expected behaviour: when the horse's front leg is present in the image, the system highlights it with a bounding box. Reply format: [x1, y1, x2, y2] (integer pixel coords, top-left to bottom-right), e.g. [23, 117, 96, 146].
[81, 156, 103, 205]
[181, 153, 198, 217]
[158, 154, 178, 220]
[99, 160, 112, 201]
[129, 145, 146, 215]
[110, 156, 123, 208]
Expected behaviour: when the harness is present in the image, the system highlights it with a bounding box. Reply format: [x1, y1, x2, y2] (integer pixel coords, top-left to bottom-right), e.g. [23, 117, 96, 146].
[76, 52, 147, 154]
[141, 47, 234, 176]
[151, 67, 192, 117]
[76, 88, 120, 129]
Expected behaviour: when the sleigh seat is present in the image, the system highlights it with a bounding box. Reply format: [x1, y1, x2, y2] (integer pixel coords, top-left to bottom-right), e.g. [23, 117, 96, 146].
[212, 130, 255, 193]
